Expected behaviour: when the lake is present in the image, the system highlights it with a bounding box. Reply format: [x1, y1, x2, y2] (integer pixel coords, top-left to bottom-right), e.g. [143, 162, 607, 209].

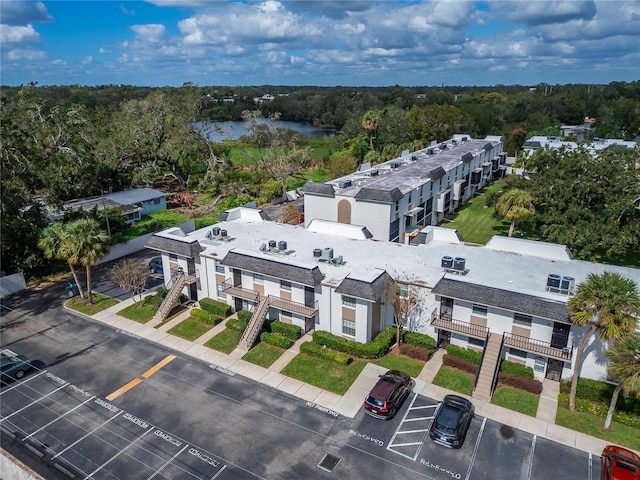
[194, 119, 336, 142]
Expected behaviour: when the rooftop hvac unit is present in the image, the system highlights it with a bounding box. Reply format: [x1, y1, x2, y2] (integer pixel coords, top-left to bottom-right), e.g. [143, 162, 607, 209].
[205, 230, 213, 239]
[212, 227, 221, 236]
[333, 255, 343, 266]
[411, 155, 417, 161]
[259, 243, 267, 252]
[390, 162, 399, 169]
[313, 248, 322, 258]
[219, 229, 227, 237]
[462, 136, 468, 141]
[561, 276, 575, 292]
[278, 240, 287, 251]
[370, 170, 379, 177]
[453, 257, 466, 271]
[268, 240, 277, 249]
[427, 148, 434, 154]
[441, 256, 453, 269]
[321, 247, 334, 261]
[546, 273, 561, 289]
[338, 179, 352, 188]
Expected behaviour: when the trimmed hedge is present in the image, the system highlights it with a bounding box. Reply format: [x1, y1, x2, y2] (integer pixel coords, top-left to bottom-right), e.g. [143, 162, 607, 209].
[557, 394, 640, 429]
[237, 310, 253, 323]
[500, 360, 534, 378]
[312, 326, 396, 359]
[497, 373, 542, 394]
[560, 378, 640, 415]
[399, 343, 431, 361]
[446, 344, 483, 364]
[199, 298, 232, 317]
[403, 332, 436, 350]
[226, 318, 245, 331]
[442, 354, 478, 375]
[260, 332, 293, 349]
[270, 321, 301, 340]
[190, 308, 223, 325]
[300, 341, 351, 365]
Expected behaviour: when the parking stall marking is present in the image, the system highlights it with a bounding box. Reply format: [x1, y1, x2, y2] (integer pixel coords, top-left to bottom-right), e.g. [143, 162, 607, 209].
[85, 427, 154, 478]
[22, 394, 96, 441]
[463, 417, 486, 480]
[1, 379, 69, 421]
[386, 393, 438, 461]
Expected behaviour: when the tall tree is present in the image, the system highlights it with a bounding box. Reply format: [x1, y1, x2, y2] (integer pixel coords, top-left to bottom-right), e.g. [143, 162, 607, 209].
[108, 258, 149, 304]
[361, 110, 382, 150]
[38, 222, 85, 299]
[495, 189, 535, 237]
[567, 272, 640, 411]
[603, 334, 640, 430]
[67, 219, 111, 304]
[386, 277, 422, 346]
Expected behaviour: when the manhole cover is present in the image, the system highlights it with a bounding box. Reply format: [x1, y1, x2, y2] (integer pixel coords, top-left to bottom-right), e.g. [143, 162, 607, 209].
[499, 424, 514, 439]
[318, 453, 341, 473]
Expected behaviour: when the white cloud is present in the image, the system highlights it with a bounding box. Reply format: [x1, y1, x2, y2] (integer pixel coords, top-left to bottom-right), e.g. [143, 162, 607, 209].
[6, 48, 46, 60]
[0, 24, 40, 46]
[0, 1, 53, 26]
[131, 24, 166, 43]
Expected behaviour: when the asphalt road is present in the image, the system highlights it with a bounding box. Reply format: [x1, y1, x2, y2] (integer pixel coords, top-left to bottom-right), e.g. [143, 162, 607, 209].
[1, 266, 601, 480]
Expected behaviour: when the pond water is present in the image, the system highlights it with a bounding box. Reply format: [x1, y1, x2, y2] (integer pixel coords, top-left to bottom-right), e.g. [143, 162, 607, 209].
[194, 119, 336, 142]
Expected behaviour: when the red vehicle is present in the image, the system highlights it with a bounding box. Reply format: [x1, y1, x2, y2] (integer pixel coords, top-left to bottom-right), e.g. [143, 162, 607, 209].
[602, 446, 640, 480]
[363, 370, 412, 420]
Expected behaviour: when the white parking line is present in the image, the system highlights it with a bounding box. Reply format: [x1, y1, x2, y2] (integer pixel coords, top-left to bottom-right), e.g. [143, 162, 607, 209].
[1, 381, 68, 420]
[23, 395, 95, 440]
[464, 417, 486, 480]
[588, 453, 592, 480]
[387, 394, 438, 461]
[525, 434, 537, 480]
[0, 369, 47, 396]
[85, 427, 153, 479]
[51, 411, 123, 459]
[146, 443, 189, 480]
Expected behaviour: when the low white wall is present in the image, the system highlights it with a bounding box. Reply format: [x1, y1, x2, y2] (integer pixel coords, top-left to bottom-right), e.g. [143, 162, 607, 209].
[0, 272, 27, 297]
[98, 221, 196, 265]
[0, 449, 44, 480]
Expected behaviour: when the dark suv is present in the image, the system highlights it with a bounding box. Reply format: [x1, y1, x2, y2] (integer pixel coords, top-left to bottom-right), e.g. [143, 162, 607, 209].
[429, 394, 475, 448]
[363, 370, 412, 420]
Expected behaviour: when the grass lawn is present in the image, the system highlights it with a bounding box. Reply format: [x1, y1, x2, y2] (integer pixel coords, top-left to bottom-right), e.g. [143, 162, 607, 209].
[374, 355, 425, 378]
[440, 181, 511, 244]
[66, 293, 119, 315]
[556, 406, 640, 451]
[124, 210, 187, 240]
[168, 319, 213, 341]
[281, 354, 367, 395]
[118, 303, 156, 323]
[492, 387, 539, 417]
[205, 328, 241, 354]
[432, 367, 474, 396]
[242, 342, 285, 368]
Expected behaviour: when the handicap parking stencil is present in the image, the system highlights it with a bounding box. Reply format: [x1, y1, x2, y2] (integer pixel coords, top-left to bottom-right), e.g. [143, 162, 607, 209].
[386, 393, 439, 461]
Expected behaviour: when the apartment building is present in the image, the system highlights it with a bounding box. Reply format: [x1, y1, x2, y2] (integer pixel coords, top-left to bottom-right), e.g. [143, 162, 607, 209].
[522, 135, 636, 157]
[145, 207, 640, 387]
[301, 135, 506, 242]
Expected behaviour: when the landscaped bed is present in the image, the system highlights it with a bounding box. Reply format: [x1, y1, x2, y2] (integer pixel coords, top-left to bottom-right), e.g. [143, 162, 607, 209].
[242, 342, 286, 368]
[168, 318, 214, 341]
[281, 354, 367, 395]
[66, 293, 119, 315]
[205, 328, 241, 354]
[492, 386, 539, 417]
[432, 366, 474, 396]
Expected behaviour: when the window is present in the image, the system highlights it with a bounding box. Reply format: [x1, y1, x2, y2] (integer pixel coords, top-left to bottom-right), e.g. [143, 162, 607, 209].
[342, 296, 356, 308]
[215, 264, 225, 274]
[509, 348, 527, 359]
[514, 313, 532, 328]
[472, 304, 488, 316]
[534, 357, 546, 373]
[253, 273, 264, 284]
[468, 337, 485, 348]
[342, 319, 356, 337]
[153, 198, 161, 205]
[281, 311, 291, 318]
[169, 254, 178, 262]
[280, 280, 292, 291]
[216, 284, 226, 299]
[397, 284, 408, 298]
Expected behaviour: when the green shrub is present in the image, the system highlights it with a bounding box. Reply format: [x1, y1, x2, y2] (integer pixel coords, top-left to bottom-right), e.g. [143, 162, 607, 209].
[199, 298, 232, 317]
[500, 360, 534, 378]
[442, 354, 478, 375]
[300, 341, 351, 365]
[497, 373, 542, 394]
[190, 308, 223, 325]
[260, 332, 293, 349]
[237, 310, 253, 323]
[270, 321, 301, 340]
[560, 378, 640, 415]
[403, 332, 436, 350]
[446, 344, 482, 364]
[399, 343, 431, 361]
[156, 287, 168, 298]
[226, 318, 246, 331]
[557, 394, 640, 429]
[312, 327, 395, 359]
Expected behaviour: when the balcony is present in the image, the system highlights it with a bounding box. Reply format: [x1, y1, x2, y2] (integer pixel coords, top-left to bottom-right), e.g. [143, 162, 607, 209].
[503, 332, 572, 361]
[431, 314, 488, 340]
[169, 266, 198, 284]
[267, 295, 318, 318]
[220, 278, 260, 303]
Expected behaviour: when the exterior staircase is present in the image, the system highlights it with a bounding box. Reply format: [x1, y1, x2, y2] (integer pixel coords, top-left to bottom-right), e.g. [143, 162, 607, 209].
[237, 296, 270, 351]
[152, 271, 186, 323]
[473, 332, 503, 402]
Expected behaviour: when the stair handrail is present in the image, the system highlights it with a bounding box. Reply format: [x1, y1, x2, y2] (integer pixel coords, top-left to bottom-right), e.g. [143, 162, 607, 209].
[474, 330, 491, 389]
[489, 334, 506, 397]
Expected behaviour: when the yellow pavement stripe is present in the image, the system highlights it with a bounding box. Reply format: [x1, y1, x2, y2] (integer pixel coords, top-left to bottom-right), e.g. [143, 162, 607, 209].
[141, 355, 176, 378]
[106, 378, 142, 401]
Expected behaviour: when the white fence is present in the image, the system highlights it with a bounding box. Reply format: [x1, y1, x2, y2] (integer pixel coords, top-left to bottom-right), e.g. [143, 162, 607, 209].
[0, 272, 27, 298]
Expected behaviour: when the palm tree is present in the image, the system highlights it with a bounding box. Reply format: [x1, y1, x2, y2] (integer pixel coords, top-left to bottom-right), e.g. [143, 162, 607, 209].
[67, 219, 111, 304]
[38, 222, 85, 299]
[567, 272, 640, 411]
[604, 334, 640, 430]
[495, 189, 535, 237]
[361, 110, 381, 150]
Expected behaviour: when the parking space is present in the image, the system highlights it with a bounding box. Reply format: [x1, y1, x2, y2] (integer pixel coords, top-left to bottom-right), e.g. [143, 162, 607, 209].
[0, 370, 227, 479]
[387, 393, 438, 460]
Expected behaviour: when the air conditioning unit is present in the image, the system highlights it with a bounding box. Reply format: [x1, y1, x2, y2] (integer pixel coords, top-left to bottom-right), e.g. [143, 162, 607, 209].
[561, 276, 575, 292]
[441, 256, 453, 269]
[546, 273, 561, 289]
[369, 170, 379, 177]
[338, 179, 352, 188]
[219, 229, 227, 237]
[453, 257, 466, 271]
[321, 247, 334, 261]
[278, 240, 287, 251]
[313, 248, 322, 258]
[268, 240, 277, 249]
[212, 227, 221, 236]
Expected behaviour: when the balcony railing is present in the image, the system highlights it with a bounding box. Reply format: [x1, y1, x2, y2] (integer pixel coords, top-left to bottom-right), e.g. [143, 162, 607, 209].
[431, 314, 489, 340]
[169, 266, 198, 285]
[503, 332, 573, 361]
[220, 278, 260, 303]
[267, 295, 318, 318]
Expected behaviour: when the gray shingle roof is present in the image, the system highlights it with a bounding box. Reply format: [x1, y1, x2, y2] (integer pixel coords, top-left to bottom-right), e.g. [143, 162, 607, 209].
[461, 152, 474, 163]
[354, 187, 403, 203]
[429, 166, 446, 181]
[220, 251, 324, 286]
[335, 271, 392, 302]
[432, 277, 570, 323]
[300, 182, 335, 197]
[145, 235, 203, 258]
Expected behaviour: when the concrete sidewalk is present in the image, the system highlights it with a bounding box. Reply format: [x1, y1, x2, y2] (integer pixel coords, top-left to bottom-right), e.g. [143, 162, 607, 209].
[80, 298, 636, 458]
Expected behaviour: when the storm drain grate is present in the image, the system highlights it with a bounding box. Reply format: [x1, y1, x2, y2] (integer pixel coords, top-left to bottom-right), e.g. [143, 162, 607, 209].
[318, 453, 341, 473]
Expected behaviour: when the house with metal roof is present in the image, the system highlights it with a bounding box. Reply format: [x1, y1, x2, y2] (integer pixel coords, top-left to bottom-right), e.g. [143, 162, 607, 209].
[145, 207, 640, 401]
[300, 135, 506, 242]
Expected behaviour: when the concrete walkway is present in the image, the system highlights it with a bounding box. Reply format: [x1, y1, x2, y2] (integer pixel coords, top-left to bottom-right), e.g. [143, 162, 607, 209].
[78, 299, 638, 458]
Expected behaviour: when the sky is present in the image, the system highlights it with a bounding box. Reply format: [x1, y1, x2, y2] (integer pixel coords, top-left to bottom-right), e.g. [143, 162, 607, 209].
[1, 0, 639, 87]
